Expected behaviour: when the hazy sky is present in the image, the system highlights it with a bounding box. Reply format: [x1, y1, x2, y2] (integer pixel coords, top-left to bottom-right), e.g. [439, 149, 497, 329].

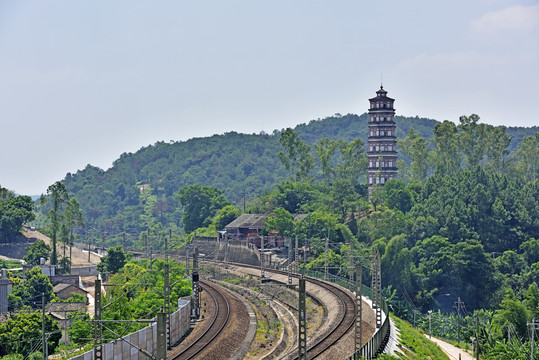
[1, 1, 538, 195]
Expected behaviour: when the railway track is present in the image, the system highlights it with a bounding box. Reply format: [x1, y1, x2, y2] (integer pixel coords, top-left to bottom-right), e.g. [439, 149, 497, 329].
[170, 280, 231, 360]
[290, 276, 355, 359]
[207, 262, 359, 359]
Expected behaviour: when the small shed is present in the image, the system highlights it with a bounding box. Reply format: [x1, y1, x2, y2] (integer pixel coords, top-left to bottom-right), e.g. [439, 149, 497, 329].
[53, 283, 88, 301]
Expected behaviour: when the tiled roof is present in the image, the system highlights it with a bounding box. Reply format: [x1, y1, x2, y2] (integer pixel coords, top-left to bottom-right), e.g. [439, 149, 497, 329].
[225, 213, 309, 230]
[225, 214, 268, 229]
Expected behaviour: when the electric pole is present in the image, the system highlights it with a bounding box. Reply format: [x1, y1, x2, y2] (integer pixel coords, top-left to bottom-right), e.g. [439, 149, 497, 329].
[157, 312, 167, 360]
[453, 297, 464, 343]
[528, 319, 539, 360]
[324, 235, 329, 281]
[287, 237, 292, 286]
[298, 278, 307, 360]
[260, 235, 265, 278]
[164, 236, 171, 350]
[94, 279, 103, 360]
[354, 264, 363, 359]
[476, 312, 480, 360]
[295, 235, 299, 274]
[42, 293, 47, 360]
[192, 247, 200, 319]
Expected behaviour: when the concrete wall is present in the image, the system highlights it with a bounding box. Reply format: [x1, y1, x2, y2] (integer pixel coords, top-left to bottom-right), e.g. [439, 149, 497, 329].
[70, 265, 98, 276]
[69, 298, 191, 360]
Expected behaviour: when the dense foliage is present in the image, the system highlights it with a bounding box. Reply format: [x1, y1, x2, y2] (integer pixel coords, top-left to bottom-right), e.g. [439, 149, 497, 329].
[33, 114, 535, 250]
[0, 310, 61, 357]
[70, 257, 191, 345]
[0, 186, 34, 242]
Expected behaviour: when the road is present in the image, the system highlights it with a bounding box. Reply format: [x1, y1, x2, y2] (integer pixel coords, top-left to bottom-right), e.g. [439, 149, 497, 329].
[427, 335, 475, 360]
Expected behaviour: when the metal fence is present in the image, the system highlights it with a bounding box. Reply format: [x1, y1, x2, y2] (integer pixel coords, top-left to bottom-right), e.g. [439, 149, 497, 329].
[301, 269, 390, 360]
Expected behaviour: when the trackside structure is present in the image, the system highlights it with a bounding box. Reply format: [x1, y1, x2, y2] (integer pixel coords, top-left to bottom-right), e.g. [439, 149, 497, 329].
[69, 299, 190, 360]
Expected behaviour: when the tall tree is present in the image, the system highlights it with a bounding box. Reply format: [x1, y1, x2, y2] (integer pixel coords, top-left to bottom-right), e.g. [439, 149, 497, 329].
[397, 128, 420, 182]
[97, 245, 128, 275]
[177, 184, 230, 233]
[337, 138, 368, 188]
[514, 133, 539, 183]
[314, 138, 340, 183]
[64, 197, 84, 273]
[410, 135, 430, 182]
[0, 192, 34, 242]
[46, 181, 69, 265]
[458, 114, 491, 168]
[278, 128, 315, 182]
[23, 240, 51, 265]
[432, 120, 461, 175]
[485, 125, 511, 173]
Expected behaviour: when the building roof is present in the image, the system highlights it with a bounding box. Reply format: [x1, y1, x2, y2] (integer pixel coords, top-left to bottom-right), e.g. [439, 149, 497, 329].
[225, 213, 310, 230]
[369, 86, 395, 102]
[226, 214, 268, 230]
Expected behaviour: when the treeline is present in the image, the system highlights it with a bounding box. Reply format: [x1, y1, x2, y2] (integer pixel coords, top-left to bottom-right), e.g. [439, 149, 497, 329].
[0, 186, 34, 242]
[31, 113, 535, 243]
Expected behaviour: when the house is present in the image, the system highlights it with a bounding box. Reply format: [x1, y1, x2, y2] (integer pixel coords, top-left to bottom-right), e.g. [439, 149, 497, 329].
[224, 213, 308, 248]
[53, 283, 88, 301]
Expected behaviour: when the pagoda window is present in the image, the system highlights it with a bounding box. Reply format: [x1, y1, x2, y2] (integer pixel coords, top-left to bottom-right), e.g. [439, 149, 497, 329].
[381, 177, 385, 184]
[388, 145, 392, 151]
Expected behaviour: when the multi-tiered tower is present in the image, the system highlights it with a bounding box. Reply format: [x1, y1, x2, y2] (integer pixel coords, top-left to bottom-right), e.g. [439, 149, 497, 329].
[367, 86, 397, 193]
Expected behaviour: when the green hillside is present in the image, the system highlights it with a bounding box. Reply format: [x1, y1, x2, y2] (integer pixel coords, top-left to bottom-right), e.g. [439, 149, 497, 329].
[33, 113, 536, 240]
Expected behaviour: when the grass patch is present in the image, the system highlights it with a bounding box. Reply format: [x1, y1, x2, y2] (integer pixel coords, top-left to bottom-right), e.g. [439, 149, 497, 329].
[391, 314, 451, 360]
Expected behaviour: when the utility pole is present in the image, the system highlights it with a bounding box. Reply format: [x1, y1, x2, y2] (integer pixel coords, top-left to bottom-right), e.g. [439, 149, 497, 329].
[224, 234, 229, 267]
[371, 249, 382, 328]
[94, 279, 103, 360]
[144, 232, 148, 258]
[287, 237, 292, 286]
[298, 278, 307, 360]
[192, 247, 200, 319]
[42, 293, 47, 360]
[528, 319, 539, 360]
[164, 236, 171, 350]
[324, 235, 329, 281]
[260, 235, 265, 278]
[123, 232, 126, 249]
[354, 264, 363, 359]
[349, 238, 354, 289]
[101, 231, 104, 255]
[454, 297, 464, 343]
[295, 235, 299, 274]
[428, 310, 433, 339]
[156, 312, 167, 360]
[476, 312, 480, 360]
[87, 230, 91, 263]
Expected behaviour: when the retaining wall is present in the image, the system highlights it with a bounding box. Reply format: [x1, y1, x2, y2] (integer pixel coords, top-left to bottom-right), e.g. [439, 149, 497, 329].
[69, 298, 190, 360]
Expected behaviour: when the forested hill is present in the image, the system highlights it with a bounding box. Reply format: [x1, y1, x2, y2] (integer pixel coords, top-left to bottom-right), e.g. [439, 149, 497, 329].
[57, 113, 536, 234]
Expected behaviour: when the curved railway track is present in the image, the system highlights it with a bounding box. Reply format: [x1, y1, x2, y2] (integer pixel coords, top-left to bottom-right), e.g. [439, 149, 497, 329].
[171, 280, 230, 360]
[207, 262, 358, 359]
[291, 276, 355, 359]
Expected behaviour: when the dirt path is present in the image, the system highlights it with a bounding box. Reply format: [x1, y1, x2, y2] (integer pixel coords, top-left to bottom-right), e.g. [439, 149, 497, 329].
[23, 228, 101, 266]
[427, 335, 474, 360]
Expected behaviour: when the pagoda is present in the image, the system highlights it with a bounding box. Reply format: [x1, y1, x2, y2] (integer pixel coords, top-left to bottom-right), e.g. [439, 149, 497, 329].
[367, 85, 397, 193]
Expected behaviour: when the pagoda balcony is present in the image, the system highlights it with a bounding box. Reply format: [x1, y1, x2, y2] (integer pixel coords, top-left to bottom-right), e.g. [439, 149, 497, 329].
[368, 166, 398, 171]
[369, 120, 396, 124]
[367, 151, 397, 156]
